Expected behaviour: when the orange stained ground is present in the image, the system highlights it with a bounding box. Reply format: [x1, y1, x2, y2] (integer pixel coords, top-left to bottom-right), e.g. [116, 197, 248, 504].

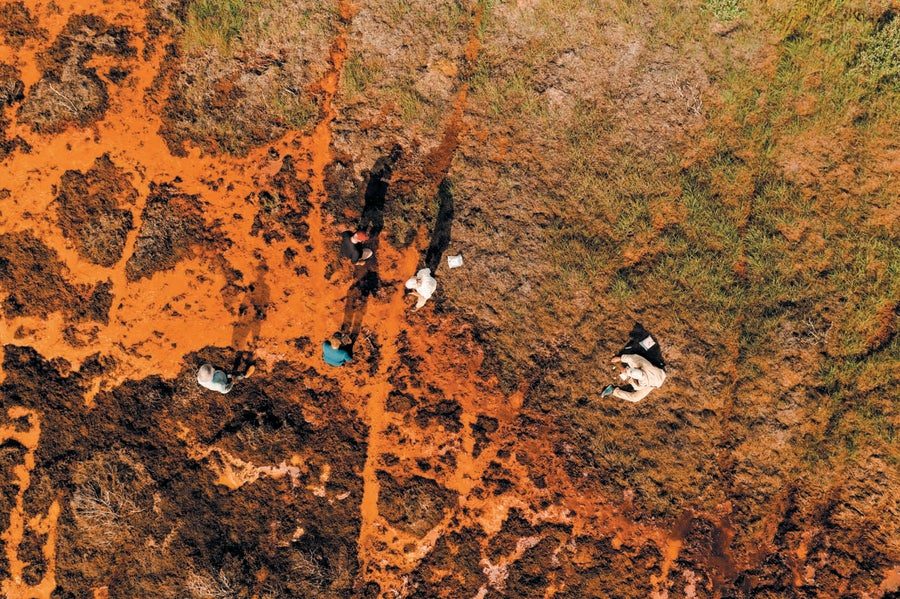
[0, 0, 707, 596]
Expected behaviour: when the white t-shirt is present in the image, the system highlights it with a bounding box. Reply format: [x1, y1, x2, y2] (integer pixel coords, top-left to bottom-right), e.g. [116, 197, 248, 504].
[406, 268, 437, 299]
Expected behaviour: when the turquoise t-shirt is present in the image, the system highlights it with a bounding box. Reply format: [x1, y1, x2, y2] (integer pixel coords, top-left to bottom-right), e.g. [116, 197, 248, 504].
[322, 342, 351, 366]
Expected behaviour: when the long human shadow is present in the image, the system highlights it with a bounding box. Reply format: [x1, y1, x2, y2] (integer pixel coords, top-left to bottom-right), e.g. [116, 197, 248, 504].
[231, 261, 271, 350]
[618, 322, 666, 369]
[424, 178, 455, 274]
[338, 152, 400, 349]
[341, 269, 381, 345]
[357, 146, 400, 237]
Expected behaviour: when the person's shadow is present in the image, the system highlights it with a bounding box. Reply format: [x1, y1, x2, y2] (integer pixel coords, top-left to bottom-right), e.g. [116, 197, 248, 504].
[618, 322, 666, 369]
[337, 151, 399, 352]
[231, 261, 271, 351]
[228, 351, 255, 376]
[358, 147, 400, 237]
[341, 270, 381, 347]
[424, 178, 454, 274]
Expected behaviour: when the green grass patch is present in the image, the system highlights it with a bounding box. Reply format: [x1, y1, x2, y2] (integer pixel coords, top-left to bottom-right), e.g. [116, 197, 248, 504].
[853, 13, 900, 92]
[344, 52, 384, 98]
[704, 0, 745, 22]
[267, 89, 318, 130]
[183, 0, 252, 51]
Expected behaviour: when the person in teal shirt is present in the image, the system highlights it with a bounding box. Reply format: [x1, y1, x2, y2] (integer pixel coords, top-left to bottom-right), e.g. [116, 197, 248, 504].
[322, 335, 352, 366]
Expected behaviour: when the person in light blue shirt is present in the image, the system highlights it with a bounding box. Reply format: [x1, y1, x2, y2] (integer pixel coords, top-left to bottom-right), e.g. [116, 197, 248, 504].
[197, 362, 255, 394]
[322, 335, 352, 366]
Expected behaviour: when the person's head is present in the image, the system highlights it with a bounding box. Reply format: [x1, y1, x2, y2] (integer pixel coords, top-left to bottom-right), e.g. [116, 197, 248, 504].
[329, 335, 342, 349]
[351, 230, 369, 243]
[197, 364, 215, 383]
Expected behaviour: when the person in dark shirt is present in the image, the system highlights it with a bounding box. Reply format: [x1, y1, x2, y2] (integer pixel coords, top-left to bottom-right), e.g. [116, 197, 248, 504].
[340, 230, 373, 264]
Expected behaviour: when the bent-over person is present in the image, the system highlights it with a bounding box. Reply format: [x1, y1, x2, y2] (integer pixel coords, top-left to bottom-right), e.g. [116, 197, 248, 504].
[602, 353, 666, 403]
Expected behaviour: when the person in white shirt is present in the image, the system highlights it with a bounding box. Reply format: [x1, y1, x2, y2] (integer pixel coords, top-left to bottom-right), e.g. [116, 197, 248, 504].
[405, 267, 437, 311]
[601, 353, 666, 403]
[197, 363, 254, 394]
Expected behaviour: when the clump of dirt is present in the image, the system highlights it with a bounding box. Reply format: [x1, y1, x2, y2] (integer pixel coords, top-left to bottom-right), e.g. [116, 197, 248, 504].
[17, 14, 135, 133]
[249, 154, 313, 244]
[0, 1, 46, 46]
[54, 153, 137, 267]
[125, 181, 224, 281]
[376, 471, 457, 537]
[0, 64, 24, 107]
[557, 538, 662, 598]
[0, 231, 112, 323]
[471, 414, 498, 458]
[408, 527, 486, 597]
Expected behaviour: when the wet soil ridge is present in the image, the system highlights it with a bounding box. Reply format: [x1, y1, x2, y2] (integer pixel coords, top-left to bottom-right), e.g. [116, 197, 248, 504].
[0, 345, 367, 598]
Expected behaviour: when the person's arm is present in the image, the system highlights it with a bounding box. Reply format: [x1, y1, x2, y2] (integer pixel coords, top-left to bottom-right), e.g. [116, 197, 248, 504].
[620, 354, 652, 370]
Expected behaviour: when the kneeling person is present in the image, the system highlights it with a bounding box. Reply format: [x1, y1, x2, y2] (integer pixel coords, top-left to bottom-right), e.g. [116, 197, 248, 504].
[323, 335, 352, 367]
[602, 354, 666, 403]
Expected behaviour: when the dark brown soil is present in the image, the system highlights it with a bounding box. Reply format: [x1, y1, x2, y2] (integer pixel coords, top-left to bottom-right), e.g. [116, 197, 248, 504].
[54, 154, 137, 267]
[0, 231, 111, 323]
[1, 344, 367, 598]
[0, 62, 27, 160]
[249, 154, 313, 244]
[0, 64, 24, 107]
[0, 1, 46, 46]
[125, 181, 224, 282]
[376, 471, 456, 537]
[409, 527, 486, 597]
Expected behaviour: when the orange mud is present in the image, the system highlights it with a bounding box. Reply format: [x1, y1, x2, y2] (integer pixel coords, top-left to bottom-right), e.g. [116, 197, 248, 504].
[0, 0, 717, 597]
